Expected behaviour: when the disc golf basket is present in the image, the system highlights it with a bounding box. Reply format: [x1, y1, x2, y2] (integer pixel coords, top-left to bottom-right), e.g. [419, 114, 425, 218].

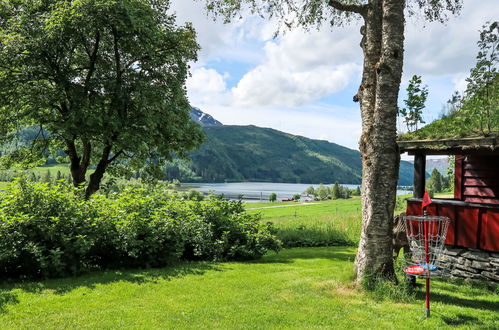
[403, 213, 450, 318]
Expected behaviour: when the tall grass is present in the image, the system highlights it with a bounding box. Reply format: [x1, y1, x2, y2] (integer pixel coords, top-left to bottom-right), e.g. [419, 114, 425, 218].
[247, 199, 362, 247]
[249, 195, 411, 248]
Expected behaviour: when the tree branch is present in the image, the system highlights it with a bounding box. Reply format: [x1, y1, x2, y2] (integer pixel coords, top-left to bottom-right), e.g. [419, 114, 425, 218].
[327, 0, 368, 17]
[107, 149, 124, 164]
[83, 30, 100, 96]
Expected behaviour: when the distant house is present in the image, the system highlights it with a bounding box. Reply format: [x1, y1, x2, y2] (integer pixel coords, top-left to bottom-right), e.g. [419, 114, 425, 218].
[299, 194, 315, 202]
[398, 135, 499, 282]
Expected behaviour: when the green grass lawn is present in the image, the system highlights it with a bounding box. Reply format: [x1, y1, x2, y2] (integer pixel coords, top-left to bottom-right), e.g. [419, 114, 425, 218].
[0, 247, 497, 329]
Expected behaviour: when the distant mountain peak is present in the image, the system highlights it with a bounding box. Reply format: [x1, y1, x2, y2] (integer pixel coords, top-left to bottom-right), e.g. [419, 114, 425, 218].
[190, 107, 223, 127]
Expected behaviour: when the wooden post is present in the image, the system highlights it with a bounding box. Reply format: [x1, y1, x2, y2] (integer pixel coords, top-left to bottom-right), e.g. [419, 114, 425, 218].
[454, 155, 463, 200]
[414, 153, 426, 198]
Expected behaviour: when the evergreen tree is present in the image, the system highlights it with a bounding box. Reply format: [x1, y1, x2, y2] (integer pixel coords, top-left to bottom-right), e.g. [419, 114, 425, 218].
[43, 170, 52, 184]
[428, 168, 443, 193]
[446, 156, 455, 191]
[341, 186, 351, 199]
[331, 182, 341, 200]
[269, 192, 277, 202]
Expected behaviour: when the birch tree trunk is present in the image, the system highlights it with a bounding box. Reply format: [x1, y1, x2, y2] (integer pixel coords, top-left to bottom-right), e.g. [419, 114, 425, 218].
[200, 0, 462, 283]
[354, 0, 405, 281]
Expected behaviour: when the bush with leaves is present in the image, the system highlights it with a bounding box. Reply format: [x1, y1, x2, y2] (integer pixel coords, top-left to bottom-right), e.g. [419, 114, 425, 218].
[0, 180, 281, 279]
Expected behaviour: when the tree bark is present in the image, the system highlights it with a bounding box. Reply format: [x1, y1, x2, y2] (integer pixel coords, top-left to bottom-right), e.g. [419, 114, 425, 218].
[354, 0, 405, 282]
[66, 139, 90, 187]
[85, 144, 112, 199]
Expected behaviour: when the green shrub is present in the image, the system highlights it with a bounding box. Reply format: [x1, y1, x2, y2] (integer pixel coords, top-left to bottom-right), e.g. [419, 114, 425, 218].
[0, 179, 281, 279]
[276, 225, 354, 248]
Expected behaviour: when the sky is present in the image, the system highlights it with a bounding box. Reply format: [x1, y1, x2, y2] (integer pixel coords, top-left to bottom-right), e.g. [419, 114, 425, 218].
[169, 0, 498, 152]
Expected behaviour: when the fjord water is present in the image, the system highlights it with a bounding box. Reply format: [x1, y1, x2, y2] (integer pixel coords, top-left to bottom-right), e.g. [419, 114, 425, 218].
[183, 182, 411, 202]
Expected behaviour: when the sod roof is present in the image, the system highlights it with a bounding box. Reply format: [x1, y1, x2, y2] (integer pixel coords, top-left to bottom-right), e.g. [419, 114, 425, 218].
[397, 109, 499, 154]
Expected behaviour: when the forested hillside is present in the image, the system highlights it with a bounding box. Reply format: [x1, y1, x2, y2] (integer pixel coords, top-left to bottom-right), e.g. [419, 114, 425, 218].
[164, 125, 415, 185]
[1, 118, 416, 186]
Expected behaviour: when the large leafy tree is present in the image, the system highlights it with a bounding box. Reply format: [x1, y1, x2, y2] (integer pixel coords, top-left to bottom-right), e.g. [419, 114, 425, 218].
[0, 0, 204, 198]
[198, 0, 462, 282]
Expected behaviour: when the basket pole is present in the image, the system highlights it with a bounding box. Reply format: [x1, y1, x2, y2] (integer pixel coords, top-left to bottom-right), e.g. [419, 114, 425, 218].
[424, 210, 430, 318]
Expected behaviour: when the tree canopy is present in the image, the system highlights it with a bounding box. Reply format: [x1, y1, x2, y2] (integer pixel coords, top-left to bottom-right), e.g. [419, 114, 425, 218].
[0, 0, 204, 197]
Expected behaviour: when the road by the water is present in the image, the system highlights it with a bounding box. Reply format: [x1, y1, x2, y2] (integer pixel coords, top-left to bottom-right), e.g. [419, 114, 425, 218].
[246, 202, 321, 210]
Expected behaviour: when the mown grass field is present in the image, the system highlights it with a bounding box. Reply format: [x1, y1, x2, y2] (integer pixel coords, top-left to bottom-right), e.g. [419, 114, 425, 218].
[247, 198, 365, 246]
[0, 247, 497, 329]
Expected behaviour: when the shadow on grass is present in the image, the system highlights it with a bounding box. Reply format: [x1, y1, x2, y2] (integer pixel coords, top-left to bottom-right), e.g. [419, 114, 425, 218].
[439, 313, 484, 327]
[0, 290, 19, 314]
[0, 261, 221, 314]
[413, 284, 499, 313]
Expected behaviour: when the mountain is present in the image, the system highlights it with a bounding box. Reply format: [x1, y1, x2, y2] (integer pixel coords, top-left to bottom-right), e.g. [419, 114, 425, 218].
[407, 158, 449, 175]
[425, 158, 450, 175]
[165, 109, 416, 185]
[189, 107, 223, 127]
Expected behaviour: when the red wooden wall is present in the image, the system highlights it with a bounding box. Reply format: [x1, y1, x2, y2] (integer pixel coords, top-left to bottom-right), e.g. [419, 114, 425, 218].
[455, 155, 499, 204]
[406, 200, 499, 252]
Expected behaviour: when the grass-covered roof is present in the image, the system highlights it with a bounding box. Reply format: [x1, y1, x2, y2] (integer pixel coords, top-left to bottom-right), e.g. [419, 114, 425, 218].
[398, 74, 498, 152]
[398, 106, 499, 142]
[397, 108, 499, 152]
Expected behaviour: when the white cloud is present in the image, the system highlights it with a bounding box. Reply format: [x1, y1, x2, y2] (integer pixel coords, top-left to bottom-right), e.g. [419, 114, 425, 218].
[230, 25, 363, 107]
[451, 72, 470, 94]
[404, 0, 497, 78]
[186, 67, 227, 94]
[231, 62, 360, 107]
[170, 0, 268, 65]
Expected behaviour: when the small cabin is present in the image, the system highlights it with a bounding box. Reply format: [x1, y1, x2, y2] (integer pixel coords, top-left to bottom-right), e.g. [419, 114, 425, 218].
[299, 194, 315, 202]
[398, 136, 499, 282]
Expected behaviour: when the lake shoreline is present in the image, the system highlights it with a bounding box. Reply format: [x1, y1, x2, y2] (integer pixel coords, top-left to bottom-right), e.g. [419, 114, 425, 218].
[182, 182, 411, 202]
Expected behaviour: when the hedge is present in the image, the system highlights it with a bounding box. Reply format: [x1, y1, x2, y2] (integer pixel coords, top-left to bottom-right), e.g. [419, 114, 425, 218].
[0, 179, 281, 279]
